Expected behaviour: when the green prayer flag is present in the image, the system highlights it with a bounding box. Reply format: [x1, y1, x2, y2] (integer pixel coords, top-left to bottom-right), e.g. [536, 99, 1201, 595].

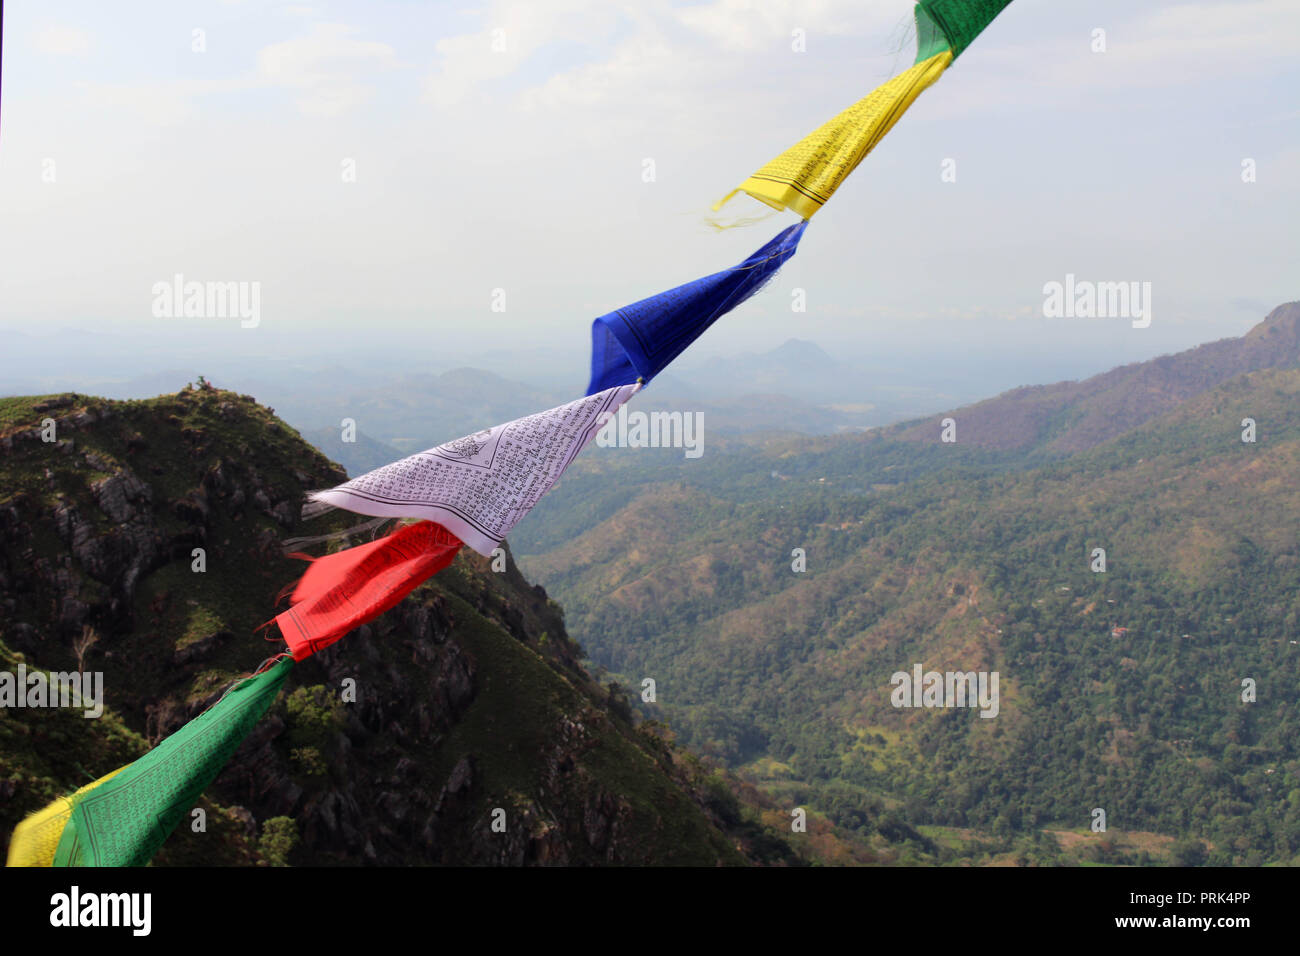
[915, 0, 1014, 62]
[53, 658, 294, 866]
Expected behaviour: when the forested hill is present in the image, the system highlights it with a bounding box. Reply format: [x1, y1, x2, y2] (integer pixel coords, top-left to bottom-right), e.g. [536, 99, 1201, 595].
[0, 386, 810, 866]
[884, 301, 1300, 454]
[515, 304, 1300, 865]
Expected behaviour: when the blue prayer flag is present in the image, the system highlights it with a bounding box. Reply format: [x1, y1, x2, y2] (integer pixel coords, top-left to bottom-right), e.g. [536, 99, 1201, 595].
[586, 221, 807, 395]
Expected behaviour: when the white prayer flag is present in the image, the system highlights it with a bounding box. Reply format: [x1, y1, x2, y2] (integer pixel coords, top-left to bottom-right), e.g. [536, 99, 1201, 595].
[310, 384, 640, 555]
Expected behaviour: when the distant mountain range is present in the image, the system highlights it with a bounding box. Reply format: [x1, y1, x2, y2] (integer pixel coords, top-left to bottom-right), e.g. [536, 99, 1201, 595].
[277, 347, 927, 477]
[1, 337, 985, 481]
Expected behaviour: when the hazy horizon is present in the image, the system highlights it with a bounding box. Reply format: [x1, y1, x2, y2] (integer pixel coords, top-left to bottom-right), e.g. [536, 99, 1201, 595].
[2, 0, 1297, 420]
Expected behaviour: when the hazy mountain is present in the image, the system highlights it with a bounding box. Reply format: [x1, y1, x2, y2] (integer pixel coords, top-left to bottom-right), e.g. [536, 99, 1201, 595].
[301, 426, 405, 478]
[884, 302, 1300, 454]
[690, 339, 848, 398]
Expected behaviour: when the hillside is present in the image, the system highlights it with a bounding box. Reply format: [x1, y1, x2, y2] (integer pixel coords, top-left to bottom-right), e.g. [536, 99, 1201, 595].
[0, 385, 805, 866]
[302, 425, 404, 477]
[515, 305, 1300, 865]
[884, 301, 1300, 454]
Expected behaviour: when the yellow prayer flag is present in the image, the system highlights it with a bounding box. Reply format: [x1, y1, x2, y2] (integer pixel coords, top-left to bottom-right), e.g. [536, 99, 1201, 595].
[6, 767, 126, 867]
[715, 50, 953, 220]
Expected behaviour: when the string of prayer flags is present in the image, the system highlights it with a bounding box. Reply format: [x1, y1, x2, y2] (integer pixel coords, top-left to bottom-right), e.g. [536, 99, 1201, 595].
[309, 384, 640, 556]
[586, 221, 807, 396]
[276, 520, 463, 661]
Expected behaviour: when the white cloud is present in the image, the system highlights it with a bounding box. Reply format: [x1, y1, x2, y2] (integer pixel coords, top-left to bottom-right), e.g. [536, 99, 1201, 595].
[258, 22, 402, 116]
[34, 25, 92, 56]
[65, 21, 400, 124]
[423, 0, 623, 108]
[427, 0, 911, 116]
[673, 0, 893, 53]
[1094, 0, 1300, 82]
[76, 73, 262, 127]
[520, 36, 676, 111]
[77, 82, 202, 126]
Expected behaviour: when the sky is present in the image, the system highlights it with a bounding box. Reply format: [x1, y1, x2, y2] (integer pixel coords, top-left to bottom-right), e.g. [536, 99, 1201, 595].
[0, 0, 1297, 397]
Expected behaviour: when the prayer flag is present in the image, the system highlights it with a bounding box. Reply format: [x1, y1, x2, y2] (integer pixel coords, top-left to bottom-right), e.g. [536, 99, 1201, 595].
[276, 521, 463, 661]
[49, 658, 293, 866]
[587, 222, 807, 395]
[916, 0, 1014, 61]
[713, 51, 951, 220]
[309, 384, 640, 556]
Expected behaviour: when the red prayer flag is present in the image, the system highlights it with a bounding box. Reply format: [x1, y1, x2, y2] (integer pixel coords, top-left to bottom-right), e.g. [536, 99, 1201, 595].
[276, 520, 463, 661]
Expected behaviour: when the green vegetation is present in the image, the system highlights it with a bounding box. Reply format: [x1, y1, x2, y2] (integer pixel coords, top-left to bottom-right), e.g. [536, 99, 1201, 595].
[517, 363, 1300, 865]
[259, 816, 299, 867]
